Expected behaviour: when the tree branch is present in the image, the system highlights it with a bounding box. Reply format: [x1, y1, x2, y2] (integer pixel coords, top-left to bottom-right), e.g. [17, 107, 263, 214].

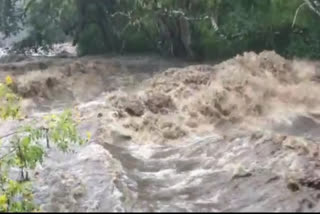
[292, 2, 307, 28]
[305, 0, 320, 17]
[0, 130, 23, 140]
[0, 148, 17, 162]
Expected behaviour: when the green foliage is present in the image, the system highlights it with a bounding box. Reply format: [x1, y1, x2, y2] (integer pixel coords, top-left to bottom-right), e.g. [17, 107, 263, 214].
[11, 0, 74, 52]
[77, 23, 108, 56]
[0, 0, 22, 38]
[0, 178, 36, 212]
[43, 110, 85, 151]
[0, 77, 87, 212]
[0, 78, 21, 119]
[4, 0, 320, 59]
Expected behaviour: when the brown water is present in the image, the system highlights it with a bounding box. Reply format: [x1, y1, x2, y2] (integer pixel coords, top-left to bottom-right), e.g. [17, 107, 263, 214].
[2, 51, 320, 212]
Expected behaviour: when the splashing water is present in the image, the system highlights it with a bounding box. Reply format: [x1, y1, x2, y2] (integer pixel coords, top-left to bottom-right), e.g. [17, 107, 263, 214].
[2, 51, 320, 212]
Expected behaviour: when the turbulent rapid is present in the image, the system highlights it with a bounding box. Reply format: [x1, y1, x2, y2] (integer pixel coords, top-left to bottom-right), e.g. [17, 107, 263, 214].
[1, 51, 320, 212]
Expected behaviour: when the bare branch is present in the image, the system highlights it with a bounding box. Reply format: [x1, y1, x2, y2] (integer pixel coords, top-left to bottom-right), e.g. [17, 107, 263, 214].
[0, 148, 17, 162]
[0, 130, 23, 140]
[292, 2, 307, 28]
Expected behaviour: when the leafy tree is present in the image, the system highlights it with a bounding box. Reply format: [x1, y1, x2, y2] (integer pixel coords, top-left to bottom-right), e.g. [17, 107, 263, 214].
[0, 0, 22, 38]
[3, 0, 320, 59]
[0, 76, 88, 212]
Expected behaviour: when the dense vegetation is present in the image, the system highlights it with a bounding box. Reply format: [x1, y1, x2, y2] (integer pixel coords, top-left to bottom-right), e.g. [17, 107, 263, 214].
[1, 0, 320, 60]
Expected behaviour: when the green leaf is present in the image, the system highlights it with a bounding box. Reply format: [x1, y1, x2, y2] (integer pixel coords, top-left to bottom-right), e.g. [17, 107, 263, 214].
[21, 136, 31, 148]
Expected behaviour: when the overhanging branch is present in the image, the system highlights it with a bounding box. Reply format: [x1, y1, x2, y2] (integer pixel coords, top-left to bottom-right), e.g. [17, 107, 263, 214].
[292, 2, 307, 28]
[305, 0, 320, 17]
